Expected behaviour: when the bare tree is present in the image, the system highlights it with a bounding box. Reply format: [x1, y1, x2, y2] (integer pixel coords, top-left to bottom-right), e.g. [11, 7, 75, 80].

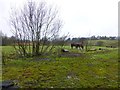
[10, 1, 62, 57]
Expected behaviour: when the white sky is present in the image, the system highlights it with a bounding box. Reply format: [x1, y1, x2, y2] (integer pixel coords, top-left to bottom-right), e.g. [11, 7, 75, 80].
[0, 0, 119, 37]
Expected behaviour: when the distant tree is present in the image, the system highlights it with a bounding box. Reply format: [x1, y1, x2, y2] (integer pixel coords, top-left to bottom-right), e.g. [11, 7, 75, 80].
[66, 38, 71, 42]
[0, 31, 9, 46]
[109, 36, 116, 40]
[96, 36, 101, 40]
[8, 36, 16, 45]
[2, 36, 8, 46]
[91, 35, 96, 40]
[72, 37, 81, 42]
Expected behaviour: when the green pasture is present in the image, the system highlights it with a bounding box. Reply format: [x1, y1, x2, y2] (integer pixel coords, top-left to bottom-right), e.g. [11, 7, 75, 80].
[1, 40, 119, 88]
[88, 40, 118, 46]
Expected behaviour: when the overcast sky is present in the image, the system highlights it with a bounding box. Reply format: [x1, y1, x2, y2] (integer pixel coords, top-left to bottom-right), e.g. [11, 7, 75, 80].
[0, 0, 119, 37]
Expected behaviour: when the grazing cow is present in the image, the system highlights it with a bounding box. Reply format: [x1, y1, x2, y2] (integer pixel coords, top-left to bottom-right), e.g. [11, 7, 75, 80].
[71, 43, 84, 49]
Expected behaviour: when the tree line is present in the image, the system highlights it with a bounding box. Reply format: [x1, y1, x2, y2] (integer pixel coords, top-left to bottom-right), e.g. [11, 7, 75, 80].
[1, 32, 118, 46]
[65, 35, 118, 43]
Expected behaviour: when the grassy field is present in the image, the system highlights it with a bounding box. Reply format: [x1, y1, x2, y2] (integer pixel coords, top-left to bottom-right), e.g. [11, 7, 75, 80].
[88, 40, 118, 46]
[1, 41, 119, 88]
